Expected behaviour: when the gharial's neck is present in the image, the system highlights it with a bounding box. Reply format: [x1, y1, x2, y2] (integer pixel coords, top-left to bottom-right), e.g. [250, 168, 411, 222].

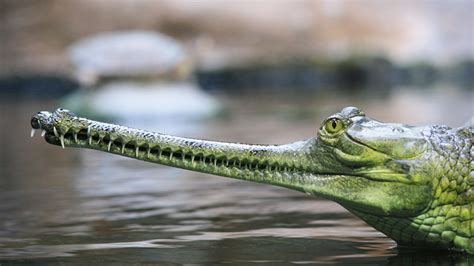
[352, 200, 472, 253]
[50, 117, 316, 191]
[351, 125, 473, 253]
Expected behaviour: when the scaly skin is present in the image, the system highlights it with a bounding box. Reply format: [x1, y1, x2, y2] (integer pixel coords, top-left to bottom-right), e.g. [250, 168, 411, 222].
[30, 107, 473, 253]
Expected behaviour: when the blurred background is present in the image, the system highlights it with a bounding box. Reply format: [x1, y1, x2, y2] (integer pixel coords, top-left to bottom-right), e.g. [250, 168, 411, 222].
[1, 0, 473, 264]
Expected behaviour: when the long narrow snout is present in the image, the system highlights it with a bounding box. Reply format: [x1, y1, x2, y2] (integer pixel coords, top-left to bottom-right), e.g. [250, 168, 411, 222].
[30, 108, 315, 191]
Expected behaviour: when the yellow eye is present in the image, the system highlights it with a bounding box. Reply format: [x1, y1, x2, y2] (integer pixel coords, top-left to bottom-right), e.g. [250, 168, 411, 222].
[324, 118, 344, 134]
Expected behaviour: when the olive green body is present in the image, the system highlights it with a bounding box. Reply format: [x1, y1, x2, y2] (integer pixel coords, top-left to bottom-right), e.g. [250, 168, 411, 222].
[31, 107, 473, 253]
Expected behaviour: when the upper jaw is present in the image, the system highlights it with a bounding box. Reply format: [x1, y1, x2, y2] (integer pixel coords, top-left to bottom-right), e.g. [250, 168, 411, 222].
[30, 111, 56, 141]
[31, 111, 53, 130]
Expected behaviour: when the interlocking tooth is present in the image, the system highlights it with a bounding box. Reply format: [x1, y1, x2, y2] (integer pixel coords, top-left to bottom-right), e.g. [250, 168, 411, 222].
[121, 143, 125, 154]
[41, 130, 46, 137]
[214, 158, 217, 167]
[147, 148, 151, 158]
[60, 135, 65, 149]
[191, 155, 195, 164]
[30, 128, 36, 138]
[169, 152, 173, 160]
[86, 126, 91, 137]
[107, 140, 113, 151]
[88, 136, 92, 145]
[53, 127, 59, 137]
[73, 132, 78, 142]
[135, 146, 139, 157]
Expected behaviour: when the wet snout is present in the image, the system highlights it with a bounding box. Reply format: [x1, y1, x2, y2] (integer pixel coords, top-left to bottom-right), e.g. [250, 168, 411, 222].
[31, 111, 53, 129]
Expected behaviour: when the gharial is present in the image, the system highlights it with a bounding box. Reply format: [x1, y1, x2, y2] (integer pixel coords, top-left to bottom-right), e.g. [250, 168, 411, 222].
[30, 107, 473, 253]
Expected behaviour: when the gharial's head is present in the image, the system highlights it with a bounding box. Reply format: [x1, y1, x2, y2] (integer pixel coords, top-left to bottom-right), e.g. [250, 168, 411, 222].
[305, 107, 436, 218]
[31, 107, 443, 220]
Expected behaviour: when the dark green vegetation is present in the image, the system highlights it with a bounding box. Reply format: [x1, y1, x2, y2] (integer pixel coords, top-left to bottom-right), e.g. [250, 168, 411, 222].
[197, 57, 474, 91]
[31, 107, 473, 253]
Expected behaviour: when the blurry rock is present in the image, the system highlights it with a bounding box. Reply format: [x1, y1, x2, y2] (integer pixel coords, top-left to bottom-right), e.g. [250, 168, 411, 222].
[64, 31, 219, 121]
[68, 31, 192, 85]
[62, 82, 220, 121]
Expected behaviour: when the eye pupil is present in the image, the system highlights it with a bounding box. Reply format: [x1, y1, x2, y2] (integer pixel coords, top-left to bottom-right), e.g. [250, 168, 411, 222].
[323, 118, 343, 134]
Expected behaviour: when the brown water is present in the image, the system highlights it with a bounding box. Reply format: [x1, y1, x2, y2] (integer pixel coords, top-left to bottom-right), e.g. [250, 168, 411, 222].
[1, 88, 473, 264]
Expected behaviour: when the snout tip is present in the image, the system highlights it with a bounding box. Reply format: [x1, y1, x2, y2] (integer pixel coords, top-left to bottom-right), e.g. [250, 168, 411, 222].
[31, 111, 52, 129]
[31, 114, 41, 129]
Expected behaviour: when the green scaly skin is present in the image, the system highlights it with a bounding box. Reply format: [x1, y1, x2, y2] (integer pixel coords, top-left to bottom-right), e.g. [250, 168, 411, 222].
[30, 107, 473, 253]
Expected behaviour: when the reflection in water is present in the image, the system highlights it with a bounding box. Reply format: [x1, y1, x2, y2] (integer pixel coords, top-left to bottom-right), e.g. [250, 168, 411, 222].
[1, 88, 473, 264]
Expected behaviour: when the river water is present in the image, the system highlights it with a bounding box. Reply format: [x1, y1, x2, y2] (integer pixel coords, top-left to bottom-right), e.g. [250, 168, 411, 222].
[1, 87, 473, 264]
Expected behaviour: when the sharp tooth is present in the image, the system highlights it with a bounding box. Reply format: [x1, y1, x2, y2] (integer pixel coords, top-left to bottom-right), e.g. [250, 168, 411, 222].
[30, 128, 36, 138]
[53, 127, 59, 137]
[147, 148, 151, 158]
[108, 140, 112, 151]
[135, 146, 139, 157]
[169, 152, 173, 160]
[41, 130, 46, 137]
[88, 136, 92, 145]
[73, 132, 78, 142]
[121, 143, 125, 154]
[191, 155, 195, 164]
[87, 126, 91, 137]
[60, 135, 65, 149]
[214, 159, 217, 167]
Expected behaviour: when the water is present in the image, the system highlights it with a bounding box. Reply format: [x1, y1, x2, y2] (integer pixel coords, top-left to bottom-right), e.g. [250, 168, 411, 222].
[1, 88, 473, 264]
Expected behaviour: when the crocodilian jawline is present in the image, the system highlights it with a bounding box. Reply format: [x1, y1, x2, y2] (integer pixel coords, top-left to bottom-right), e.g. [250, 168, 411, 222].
[31, 127, 64, 148]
